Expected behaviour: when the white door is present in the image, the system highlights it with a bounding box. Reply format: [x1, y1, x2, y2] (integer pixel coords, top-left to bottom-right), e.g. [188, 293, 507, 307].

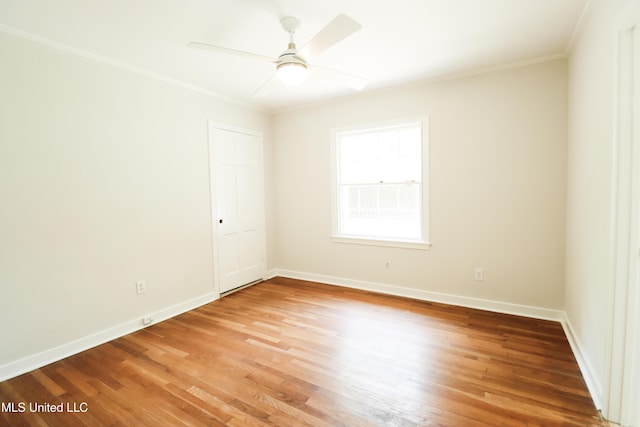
[209, 124, 266, 294]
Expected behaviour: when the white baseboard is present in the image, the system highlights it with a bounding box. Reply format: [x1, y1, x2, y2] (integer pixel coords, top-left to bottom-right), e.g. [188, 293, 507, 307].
[269, 269, 564, 321]
[561, 312, 604, 410]
[0, 292, 219, 382]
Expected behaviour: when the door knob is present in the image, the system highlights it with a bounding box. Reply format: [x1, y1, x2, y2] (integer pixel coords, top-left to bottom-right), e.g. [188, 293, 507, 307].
[219, 219, 223, 224]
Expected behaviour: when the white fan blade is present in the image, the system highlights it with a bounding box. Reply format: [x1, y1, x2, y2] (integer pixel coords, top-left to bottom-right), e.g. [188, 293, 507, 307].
[252, 73, 279, 97]
[188, 41, 276, 63]
[310, 64, 369, 91]
[298, 14, 361, 60]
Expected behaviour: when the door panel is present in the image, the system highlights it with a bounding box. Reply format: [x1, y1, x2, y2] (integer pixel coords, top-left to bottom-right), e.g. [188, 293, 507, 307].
[209, 125, 265, 294]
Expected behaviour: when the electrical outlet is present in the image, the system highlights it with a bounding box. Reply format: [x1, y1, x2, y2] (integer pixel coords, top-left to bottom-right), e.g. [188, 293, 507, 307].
[136, 280, 146, 295]
[474, 268, 484, 281]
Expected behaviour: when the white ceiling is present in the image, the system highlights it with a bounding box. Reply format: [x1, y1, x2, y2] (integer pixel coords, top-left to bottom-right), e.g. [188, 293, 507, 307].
[0, 0, 588, 112]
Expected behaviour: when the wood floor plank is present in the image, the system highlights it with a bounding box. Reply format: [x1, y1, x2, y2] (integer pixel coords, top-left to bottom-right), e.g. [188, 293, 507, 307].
[0, 277, 606, 426]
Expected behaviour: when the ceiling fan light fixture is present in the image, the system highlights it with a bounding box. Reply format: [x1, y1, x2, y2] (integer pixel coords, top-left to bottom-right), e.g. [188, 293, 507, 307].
[277, 61, 308, 86]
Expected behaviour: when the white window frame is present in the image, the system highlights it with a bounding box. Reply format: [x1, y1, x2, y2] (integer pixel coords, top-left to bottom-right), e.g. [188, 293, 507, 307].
[330, 116, 431, 250]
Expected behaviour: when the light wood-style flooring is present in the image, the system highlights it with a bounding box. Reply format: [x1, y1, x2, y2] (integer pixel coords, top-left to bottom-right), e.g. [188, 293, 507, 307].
[0, 277, 606, 426]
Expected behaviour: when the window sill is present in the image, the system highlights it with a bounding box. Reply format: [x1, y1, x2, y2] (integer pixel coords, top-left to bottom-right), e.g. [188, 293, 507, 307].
[331, 236, 432, 250]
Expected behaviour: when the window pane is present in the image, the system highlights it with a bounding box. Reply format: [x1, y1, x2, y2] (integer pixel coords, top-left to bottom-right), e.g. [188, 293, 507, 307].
[338, 123, 421, 184]
[339, 183, 421, 239]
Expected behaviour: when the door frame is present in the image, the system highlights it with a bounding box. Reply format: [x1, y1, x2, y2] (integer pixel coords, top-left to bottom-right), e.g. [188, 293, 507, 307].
[605, 2, 640, 424]
[207, 121, 267, 296]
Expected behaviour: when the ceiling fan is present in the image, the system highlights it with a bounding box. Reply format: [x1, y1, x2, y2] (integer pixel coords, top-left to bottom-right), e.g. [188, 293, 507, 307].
[188, 14, 369, 97]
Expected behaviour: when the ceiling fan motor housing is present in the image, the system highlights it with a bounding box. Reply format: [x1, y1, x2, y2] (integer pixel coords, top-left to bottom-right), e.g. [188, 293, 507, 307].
[277, 45, 307, 67]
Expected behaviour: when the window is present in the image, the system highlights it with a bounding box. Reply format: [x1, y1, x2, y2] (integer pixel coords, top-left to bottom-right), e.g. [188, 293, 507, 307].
[331, 117, 430, 249]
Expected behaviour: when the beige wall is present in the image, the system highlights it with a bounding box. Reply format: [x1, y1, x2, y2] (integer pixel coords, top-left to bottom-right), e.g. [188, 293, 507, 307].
[272, 59, 567, 311]
[0, 32, 271, 368]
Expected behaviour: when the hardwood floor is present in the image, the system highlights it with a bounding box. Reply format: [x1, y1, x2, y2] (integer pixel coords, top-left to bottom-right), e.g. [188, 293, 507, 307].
[1, 277, 605, 426]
